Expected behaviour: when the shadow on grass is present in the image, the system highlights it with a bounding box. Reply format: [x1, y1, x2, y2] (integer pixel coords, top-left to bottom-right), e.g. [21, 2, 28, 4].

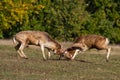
[21, 57, 106, 66]
[48, 58, 68, 61]
[49, 58, 93, 63]
[75, 59, 93, 63]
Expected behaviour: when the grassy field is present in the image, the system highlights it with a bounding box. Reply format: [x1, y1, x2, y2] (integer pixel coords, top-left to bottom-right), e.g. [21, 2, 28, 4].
[0, 40, 120, 80]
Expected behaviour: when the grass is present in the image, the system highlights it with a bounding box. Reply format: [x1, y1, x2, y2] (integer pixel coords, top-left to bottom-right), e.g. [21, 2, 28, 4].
[0, 44, 120, 80]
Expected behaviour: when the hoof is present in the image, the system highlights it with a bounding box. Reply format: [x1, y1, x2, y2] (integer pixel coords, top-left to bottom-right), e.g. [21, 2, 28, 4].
[22, 57, 28, 59]
[106, 59, 109, 62]
[43, 58, 47, 61]
[59, 57, 62, 60]
[24, 57, 28, 59]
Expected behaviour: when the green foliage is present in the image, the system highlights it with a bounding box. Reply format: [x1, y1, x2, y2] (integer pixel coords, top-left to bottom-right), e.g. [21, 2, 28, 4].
[0, 0, 120, 43]
[0, 0, 44, 38]
[39, 0, 88, 41]
[84, 0, 120, 43]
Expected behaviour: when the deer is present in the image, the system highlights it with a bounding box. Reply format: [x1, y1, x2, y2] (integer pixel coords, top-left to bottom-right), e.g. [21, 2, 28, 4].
[13, 31, 63, 60]
[60, 34, 111, 62]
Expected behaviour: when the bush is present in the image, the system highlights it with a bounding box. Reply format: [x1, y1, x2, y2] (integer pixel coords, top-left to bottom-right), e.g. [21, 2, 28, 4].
[0, 0, 120, 43]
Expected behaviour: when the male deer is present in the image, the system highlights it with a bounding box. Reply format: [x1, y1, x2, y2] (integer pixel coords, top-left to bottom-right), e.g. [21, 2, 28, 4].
[13, 31, 63, 60]
[61, 34, 111, 62]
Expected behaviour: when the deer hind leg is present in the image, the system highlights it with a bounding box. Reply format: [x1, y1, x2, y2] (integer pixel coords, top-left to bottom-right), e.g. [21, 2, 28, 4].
[40, 45, 47, 60]
[100, 45, 111, 62]
[104, 38, 111, 62]
[18, 43, 28, 59]
[106, 47, 111, 62]
[15, 43, 25, 58]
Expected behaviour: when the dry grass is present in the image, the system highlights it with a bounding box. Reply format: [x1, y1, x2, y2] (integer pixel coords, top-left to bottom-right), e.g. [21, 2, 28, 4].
[0, 39, 120, 80]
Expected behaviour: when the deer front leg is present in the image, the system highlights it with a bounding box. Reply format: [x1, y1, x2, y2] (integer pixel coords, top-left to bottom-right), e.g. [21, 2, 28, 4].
[46, 48, 51, 59]
[71, 49, 80, 60]
[59, 54, 64, 60]
[48, 51, 51, 59]
[40, 45, 47, 60]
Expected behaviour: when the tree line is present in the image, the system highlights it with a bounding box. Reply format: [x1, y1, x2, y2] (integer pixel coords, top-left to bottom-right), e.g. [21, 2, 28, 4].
[0, 0, 120, 43]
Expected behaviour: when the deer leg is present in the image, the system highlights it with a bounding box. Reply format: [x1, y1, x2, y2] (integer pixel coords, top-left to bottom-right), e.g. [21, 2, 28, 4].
[71, 49, 80, 60]
[46, 48, 51, 59]
[106, 47, 111, 62]
[100, 45, 111, 62]
[15, 43, 25, 58]
[48, 50, 51, 59]
[59, 54, 64, 60]
[19, 43, 28, 59]
[40, 45, 47, 60]
[17, 50, 25, 58]
[15, 43, 20, 50]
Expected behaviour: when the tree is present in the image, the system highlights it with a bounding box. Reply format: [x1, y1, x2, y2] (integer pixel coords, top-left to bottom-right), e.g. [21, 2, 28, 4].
[84, 0, 120, 43]
[0, 0, 44, 38]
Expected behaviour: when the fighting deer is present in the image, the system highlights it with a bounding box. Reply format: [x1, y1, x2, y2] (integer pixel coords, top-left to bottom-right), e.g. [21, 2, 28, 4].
[13, 31, 63, 60]
[61, 34, 111, 62]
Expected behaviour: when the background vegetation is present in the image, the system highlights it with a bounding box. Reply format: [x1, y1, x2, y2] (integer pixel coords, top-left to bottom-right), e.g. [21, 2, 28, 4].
[0, 0, 120, 43]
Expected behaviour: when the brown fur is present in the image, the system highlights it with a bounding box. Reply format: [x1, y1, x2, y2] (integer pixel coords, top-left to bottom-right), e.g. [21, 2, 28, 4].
[62, 34, 111, 62]
[73, 34, 108, 50]
[13, 31, 63, 60]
